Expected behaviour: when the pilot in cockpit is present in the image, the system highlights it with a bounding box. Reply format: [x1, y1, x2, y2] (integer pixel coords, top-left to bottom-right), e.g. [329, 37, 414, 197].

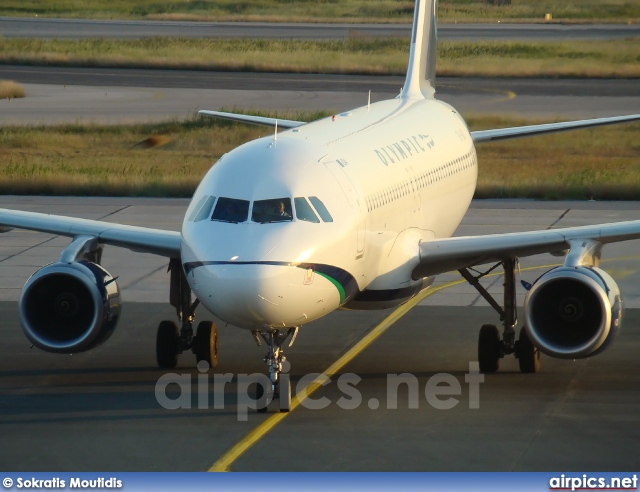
[276, 201, 291, 218]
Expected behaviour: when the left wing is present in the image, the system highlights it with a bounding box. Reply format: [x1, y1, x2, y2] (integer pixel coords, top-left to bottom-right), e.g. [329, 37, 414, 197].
[471, 113, 640, 143]
[202, 111, 640, 136]
[0, 208, 181, 257]
[199, 110, 305, 129]
[413, 220, 640, 278]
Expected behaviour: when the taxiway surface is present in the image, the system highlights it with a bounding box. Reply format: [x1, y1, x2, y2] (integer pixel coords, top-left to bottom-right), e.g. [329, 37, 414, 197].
[1, 198, 640, 471]
[2, 17, 639, 41]
[1, 68, 639, 124]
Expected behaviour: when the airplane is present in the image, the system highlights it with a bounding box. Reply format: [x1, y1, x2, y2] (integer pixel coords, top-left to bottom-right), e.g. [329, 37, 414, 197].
[1, 0, 639, 413]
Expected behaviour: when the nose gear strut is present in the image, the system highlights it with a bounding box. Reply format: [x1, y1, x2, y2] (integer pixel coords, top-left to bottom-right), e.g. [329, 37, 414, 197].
[252, 327, 298, 412]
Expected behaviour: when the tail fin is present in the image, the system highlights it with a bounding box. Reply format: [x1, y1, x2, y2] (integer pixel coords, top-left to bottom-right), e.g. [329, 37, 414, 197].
[401, 0, 437, 100]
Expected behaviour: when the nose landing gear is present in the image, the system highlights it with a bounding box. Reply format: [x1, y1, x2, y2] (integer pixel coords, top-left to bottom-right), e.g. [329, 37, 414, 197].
[253, 327, 298, 413]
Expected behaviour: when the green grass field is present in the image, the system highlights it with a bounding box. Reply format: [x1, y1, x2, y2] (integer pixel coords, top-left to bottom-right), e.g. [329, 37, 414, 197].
[1, 0, 639, 22]
[1, 113, 638, 199]
[2, 37, 639, 78]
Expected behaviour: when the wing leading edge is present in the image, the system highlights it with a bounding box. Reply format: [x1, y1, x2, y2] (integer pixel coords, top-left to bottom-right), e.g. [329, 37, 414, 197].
[413, 220, 640, 279]
[0, 208, 181, 258]
[472, 113, 640, 143]
[198, 110, 305, 129]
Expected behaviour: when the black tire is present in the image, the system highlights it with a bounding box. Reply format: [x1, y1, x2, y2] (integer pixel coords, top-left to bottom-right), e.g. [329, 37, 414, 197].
[517, 328, 541, 373]
[156, 320, 179, 369]
[195, 321, 219, 368]
[279, 378, 291, 413]
[478, 324, 501, 373]
[255, 383, 268, 413]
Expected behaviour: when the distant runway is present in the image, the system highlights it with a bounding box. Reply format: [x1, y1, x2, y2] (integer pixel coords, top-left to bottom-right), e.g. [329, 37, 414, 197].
[4, 65, 640, 96]
[2, 17, 639, 40]
[1, 67, 639, 124]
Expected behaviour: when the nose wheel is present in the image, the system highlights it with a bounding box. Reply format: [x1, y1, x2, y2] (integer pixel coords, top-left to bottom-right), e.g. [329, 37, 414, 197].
[194, 320, 219, 367]
[253, 327, 298, 413]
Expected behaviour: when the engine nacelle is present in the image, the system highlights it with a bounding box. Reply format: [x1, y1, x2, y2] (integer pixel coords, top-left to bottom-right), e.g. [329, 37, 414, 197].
[19, 261, 122, 353]
[524, 266, 622, 359]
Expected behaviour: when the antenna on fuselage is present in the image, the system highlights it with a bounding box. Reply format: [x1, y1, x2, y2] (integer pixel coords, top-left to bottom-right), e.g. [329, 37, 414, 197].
[368, 90, 371, 110]
[274, 119, 278, 143]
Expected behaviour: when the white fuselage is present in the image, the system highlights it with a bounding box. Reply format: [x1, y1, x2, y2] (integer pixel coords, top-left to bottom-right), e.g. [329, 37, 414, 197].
[181, 96, 477, 330]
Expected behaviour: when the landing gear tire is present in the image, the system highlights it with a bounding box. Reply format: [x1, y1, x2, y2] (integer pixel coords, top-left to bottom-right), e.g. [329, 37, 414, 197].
[156, 320, 179, 369]
[517, 328, 540, 373]
[478, 324, 501, 373]
[255, 383, 268, 413]
[279, 378, 291, 413]
[195, 321, 219, 368]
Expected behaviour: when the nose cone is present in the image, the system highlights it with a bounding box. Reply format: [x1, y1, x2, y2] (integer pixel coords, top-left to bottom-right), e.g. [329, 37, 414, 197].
[190, 263, 342, 329]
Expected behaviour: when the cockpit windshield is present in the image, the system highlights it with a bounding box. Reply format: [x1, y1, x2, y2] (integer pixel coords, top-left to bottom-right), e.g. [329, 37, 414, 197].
[211, 197, 250, 223]
[251, 198, 293, 223]
[205, 196, 332, 225]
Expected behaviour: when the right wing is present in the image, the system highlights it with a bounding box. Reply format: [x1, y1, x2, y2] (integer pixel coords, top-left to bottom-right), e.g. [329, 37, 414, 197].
[0, 208, 181, 258]
[412, 220, 640, 278]
[199, 110, 305, 129]
[471, 113, 640, 143]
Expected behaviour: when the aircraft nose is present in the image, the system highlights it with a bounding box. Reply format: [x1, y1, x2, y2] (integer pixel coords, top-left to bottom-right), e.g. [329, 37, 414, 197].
[191, 263, 343, 329]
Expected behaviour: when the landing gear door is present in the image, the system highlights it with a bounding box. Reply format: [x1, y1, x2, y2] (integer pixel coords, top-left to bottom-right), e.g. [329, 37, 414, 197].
[324, 160, 365, 258]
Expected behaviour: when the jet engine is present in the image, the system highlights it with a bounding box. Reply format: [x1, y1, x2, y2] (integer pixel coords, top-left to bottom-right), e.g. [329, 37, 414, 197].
[19, 261, 121, 353]
[524, 266, 622, 359]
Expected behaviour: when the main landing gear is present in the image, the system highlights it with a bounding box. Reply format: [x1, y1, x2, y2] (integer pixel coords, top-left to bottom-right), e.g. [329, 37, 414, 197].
[156, 259, 219, 369]
[252, 327, 298, 413]
[459, 258, 540, 374]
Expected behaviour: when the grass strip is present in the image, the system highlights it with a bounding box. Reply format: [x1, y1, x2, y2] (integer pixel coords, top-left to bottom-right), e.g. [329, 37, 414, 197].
[0, 112, 638, 200]
[1, 37, 639, 78]
[0, 0, 639, 23]
[0, 37, 640, 78]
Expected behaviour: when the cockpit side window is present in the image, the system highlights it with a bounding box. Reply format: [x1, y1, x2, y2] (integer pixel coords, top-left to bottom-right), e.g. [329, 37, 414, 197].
[309, 196, 333, 222]
[193, 195, 216, 222]
[187, 195, 208, 222]
[251, 198, 293, 223]
[211, 197, 250, 223]
[294, 197, 320, 223]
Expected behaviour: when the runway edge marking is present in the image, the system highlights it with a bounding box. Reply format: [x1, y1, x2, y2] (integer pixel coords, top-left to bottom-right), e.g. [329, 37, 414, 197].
[207, 263, 561, 472]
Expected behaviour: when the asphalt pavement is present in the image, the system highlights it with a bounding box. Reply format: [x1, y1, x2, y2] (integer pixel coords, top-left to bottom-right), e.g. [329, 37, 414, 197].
[2, 17, 639, 40]
[1, 302, 638, 471]
[1, 69, 638, 124]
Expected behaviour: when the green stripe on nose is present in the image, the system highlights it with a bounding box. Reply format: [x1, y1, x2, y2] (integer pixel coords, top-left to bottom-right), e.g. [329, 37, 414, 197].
[316, 272, 346, 304]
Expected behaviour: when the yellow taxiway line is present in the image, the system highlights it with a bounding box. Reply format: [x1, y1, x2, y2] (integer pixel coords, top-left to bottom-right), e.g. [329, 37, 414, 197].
[208, 278, 467, 471]
[207, 262, 564, 472]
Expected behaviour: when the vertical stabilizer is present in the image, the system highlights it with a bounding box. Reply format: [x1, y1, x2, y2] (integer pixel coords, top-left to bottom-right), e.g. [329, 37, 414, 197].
[401, 0, 437, 100]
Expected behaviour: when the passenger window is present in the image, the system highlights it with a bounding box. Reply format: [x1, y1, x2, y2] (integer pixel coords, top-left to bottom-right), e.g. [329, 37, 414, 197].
[193, 195, 216, 222]
[294, 197, 320, 223]
[211, 197, 250, 223]
[251, 198, 293, 223]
